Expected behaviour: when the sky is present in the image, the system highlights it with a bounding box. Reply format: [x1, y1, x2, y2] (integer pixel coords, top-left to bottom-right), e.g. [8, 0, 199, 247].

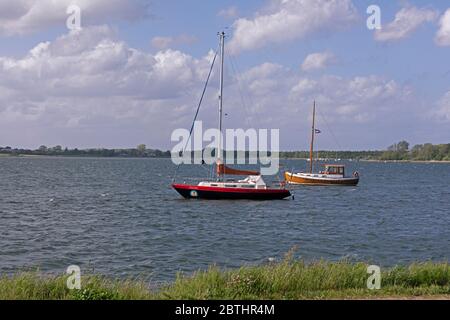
[0, 0, 449, 151]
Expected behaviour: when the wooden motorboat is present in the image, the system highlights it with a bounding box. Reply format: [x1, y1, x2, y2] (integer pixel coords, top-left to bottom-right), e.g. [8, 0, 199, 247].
[284, 102, 359, 186]
[284, 164, 359, 186]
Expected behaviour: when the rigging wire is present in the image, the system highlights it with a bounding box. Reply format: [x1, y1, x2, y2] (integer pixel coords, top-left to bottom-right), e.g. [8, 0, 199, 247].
[228, 55, 268, 169]
[227, 56, 251, 128]
[229, 55, 265, 129]
[172, 46, 219, 183]
[317, 108, 343, 161]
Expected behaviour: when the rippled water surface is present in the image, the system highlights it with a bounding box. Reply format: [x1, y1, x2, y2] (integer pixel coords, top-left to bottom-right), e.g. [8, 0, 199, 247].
[1, 157, 449, 282]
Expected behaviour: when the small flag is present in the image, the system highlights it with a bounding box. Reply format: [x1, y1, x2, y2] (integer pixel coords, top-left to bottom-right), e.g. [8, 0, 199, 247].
[315, 129, 321, 134]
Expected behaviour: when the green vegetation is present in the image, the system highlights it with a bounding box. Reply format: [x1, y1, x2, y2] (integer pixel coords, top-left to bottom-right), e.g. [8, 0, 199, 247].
[279, 150, 384, 160]
[379, 141, 450, 161]
[0, 145, 171, 158]
[0, 273, 151, 300]
[2, 258, 450, 300]
[1, 141, 449, 161]
[281, 141, 450, 161]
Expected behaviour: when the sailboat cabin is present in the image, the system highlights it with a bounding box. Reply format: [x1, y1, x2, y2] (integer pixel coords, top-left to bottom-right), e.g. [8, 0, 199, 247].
[322, 164, 345, 176]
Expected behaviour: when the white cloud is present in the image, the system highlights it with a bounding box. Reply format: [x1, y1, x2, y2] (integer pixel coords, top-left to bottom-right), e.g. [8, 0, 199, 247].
[151, 34, 197, 50]
[0, 23, 442, 149]
[151, 37, 173, 50]
[301, 52, 336, 72]
[0, 25, 217, 148]
[435, 90, 450, 122]
[227, 61, 412, 130]
[374, 6, 438, 42]
[0, 26, 213, 99]
[435, 9, 450, 46]
[1, 25, 441, 150]
[241, 63, 291, 97]
[288, 74, 411, 123]
[242, 62, 285, 81]
[218, 6, 239, 19]
[0, 0, 150, 35]
[227, 0, 358, 54]
[291, 78, 317, 95]
[215, 61, 422, 149]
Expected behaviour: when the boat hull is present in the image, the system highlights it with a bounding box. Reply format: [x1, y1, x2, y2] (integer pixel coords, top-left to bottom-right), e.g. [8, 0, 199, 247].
[284, 172, 359, 186]
[172, 183, 291, 200]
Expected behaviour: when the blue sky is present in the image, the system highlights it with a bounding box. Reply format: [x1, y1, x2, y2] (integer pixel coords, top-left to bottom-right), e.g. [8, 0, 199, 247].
[0, 0, 449, 150]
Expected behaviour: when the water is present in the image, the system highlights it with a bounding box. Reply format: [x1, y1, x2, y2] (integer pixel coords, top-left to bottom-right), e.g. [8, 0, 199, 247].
[0, 157, 449, 282]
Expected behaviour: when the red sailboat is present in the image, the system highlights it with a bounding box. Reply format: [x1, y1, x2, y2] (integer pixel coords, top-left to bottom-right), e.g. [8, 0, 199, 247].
[172, 32, 291, 200]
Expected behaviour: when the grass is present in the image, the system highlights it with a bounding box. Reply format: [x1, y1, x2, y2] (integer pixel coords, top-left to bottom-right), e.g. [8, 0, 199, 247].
[0, 272, 153, 300]
[2, 255, 450, 300]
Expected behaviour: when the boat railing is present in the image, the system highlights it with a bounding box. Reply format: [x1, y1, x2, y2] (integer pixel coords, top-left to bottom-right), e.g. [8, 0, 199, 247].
[175, 177, 218, 182]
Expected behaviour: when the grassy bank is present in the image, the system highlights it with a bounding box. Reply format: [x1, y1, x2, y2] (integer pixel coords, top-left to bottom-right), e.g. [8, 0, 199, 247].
[2, 259, 450, 300]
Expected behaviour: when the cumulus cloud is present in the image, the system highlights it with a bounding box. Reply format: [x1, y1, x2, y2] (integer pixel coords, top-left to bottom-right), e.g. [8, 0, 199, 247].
[374, 6, 438, 42]
[435, 9, 450, 46]
[0, 25, 219, 147]
[289, 75, 411, 123]
[0, 26, 213, 99]
[301, 52, 336, 72]
[0, 21, 421, 149]
[218, 6, 239, 19]
[214, 60, 424, 149]
[227, 0, 358, 54]
[435, 91, 450, 122]
[228, 61, 412, 128]
[0, 20, 415, 149]
[0, 0, 150, 35]
[151, 34, 198, 50]
[0, 22, 442, 149]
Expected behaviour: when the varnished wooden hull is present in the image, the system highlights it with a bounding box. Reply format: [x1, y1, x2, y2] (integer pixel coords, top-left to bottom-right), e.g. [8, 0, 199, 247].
[284, 172, 359, 186]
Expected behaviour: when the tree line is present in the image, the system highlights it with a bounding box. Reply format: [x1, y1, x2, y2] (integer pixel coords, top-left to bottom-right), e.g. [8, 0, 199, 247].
[378, 141, 450, 161]
[280, 141, 450, 161]
[0, 144, 171, 158]
[1, 141, 449, 161]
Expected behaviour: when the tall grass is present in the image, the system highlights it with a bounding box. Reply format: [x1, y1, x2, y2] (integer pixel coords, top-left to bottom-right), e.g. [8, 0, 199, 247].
[0, 273, 152, 300]
[1, 258, 450, 300]
[158, 259, 450, 299]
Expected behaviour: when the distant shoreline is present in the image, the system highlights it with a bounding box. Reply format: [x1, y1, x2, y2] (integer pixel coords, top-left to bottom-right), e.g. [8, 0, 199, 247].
[1, 141, 449, 162]
[359, 159, 450, 164]
[285, 158, 450, 164]
[1, 154, 450, 163]
[0, 154, 170, 159]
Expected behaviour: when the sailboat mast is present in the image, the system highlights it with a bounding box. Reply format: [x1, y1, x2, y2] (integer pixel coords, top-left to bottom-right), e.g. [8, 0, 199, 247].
[309, 101, 316, 173]
[217, 31, 225, 179]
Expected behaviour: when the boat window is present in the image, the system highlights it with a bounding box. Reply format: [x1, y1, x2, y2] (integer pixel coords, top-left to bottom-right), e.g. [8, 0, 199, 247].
[225, 184, 236, 188]
[211, 184, 218, 187]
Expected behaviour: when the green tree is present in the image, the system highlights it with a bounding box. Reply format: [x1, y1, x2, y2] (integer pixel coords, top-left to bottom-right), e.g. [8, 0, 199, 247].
[38, 145, 48, 153]
[382, 140, 410, 160]
[137, 144, 146, 153]
[421, 143, 434, 160]
[397, 140, 409, 152]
